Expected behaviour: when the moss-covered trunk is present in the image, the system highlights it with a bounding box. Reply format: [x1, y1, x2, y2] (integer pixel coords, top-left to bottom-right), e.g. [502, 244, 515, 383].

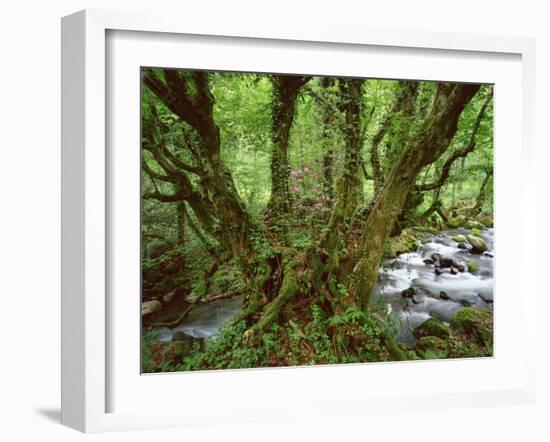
[143, 69, 253, 257]
[351, 83, 480, 309]
[267, 75, 310, 214]
[320, 79, 364, 252]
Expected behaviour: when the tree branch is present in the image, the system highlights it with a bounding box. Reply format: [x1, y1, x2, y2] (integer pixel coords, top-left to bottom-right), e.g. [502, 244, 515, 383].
[415, 92, 492, 192]
[370, 81, 418, 193]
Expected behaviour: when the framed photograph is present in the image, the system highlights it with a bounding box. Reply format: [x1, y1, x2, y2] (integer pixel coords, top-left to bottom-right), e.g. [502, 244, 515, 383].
[61, 9, 537, 432]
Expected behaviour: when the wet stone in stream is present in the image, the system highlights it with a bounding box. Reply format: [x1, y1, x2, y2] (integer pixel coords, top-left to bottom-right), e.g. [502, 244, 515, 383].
[372, 227, 494, 347]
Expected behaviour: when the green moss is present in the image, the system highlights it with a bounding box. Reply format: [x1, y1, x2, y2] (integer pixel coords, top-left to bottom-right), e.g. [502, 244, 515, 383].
[470, 228, 483, 238]
[467, 261, 480, 273]
[447, 216, 467, 228]
[452, 234, 466, 243]
[466, 235, 488, 253]
[384, 230, 419, 258]
[209, 262, 246, 297]
[450, 307, 493, 348]
[451, 307, 490, 328]
[413, 317, 451, 340]
[467, 220, 485, 230]
[415, 225, 438, 233]
[478, 215, 493, 227]
[415, 336, 449, 359]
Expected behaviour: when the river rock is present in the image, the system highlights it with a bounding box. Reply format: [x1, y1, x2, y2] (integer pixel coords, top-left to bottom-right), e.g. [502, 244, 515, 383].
[423, 258, 435, 265]
[479, 293, 494, 304]
[142, 300, 162, 316]
[413, 317, 451, 340]
[466, 235, 487, 253]
[467, 220, 486, 230]
[440, 291, 450, 300]
[401, 287, 417, 298]
[470, 228, 483, 238]
[453, 234, 467, 243]
[457, 242, 468, 250]
[436, 256, 465, 273]
[439, 256, 455, 268]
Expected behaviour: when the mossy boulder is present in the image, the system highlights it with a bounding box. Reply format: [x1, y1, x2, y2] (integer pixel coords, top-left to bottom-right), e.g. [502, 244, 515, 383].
[478, 215, 493, 227]
[450, 307, 493, 348]
[466, 235, 487, 253]
[400, 287, 417, 298]
[415, 225, 438, 234]
[467, 261, 480, 273]
[447, 216, 467, 228]
[415, 336, 449, 359]
[452, 234, 467, 243]
[470, 228, 483, 238]
[384, 230, 419, 258]
[467, 220, 485, 230]
[413, 317, 451, 340]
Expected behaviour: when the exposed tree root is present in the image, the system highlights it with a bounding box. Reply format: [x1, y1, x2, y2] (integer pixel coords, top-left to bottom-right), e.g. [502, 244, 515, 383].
[150, 304, 194, 328]
[230, 265, 272, 324]
[243, 261, 300, 344]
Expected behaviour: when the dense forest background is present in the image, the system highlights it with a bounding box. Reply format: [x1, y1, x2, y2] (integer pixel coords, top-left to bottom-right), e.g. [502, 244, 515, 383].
[140, 70, 494, 372]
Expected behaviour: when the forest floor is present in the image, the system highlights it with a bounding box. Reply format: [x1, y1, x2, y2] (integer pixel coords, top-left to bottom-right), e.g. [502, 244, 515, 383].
[141, 216, 494, 373]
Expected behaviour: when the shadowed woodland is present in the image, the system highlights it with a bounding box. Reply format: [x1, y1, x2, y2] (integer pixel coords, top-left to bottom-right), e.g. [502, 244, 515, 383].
[140, 69, 494, 372]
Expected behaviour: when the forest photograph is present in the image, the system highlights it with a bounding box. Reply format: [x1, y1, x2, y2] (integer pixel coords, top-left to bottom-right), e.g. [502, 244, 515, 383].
[140, 68, 494, 373]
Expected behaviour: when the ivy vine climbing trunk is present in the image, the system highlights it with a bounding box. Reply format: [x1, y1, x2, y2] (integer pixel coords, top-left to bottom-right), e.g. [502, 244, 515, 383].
[267, 75, 311, 215]
[320, 78, 365, 255]
[142, 69, 253, 257]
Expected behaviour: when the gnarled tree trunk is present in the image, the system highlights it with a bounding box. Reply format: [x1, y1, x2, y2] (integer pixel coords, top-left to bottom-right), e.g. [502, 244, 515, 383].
[267, 75, 311, 214]
[142, 69, 253, 257]
[351, 83, 480, 309]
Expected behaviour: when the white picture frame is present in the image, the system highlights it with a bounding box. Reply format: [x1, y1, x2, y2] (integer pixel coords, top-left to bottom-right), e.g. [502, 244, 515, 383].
[61, 9, 537, 433]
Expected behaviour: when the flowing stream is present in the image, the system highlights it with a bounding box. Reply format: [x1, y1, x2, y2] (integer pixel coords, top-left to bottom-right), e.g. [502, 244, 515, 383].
[155, 295, 243, 342]
[372, 227, 494, 346]
[155, 228, 493, 347]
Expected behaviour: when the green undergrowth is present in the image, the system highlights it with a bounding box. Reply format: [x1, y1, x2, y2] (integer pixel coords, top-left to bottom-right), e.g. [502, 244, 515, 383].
[142, 302, 404, 373]
[142, 304, 494, 372]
